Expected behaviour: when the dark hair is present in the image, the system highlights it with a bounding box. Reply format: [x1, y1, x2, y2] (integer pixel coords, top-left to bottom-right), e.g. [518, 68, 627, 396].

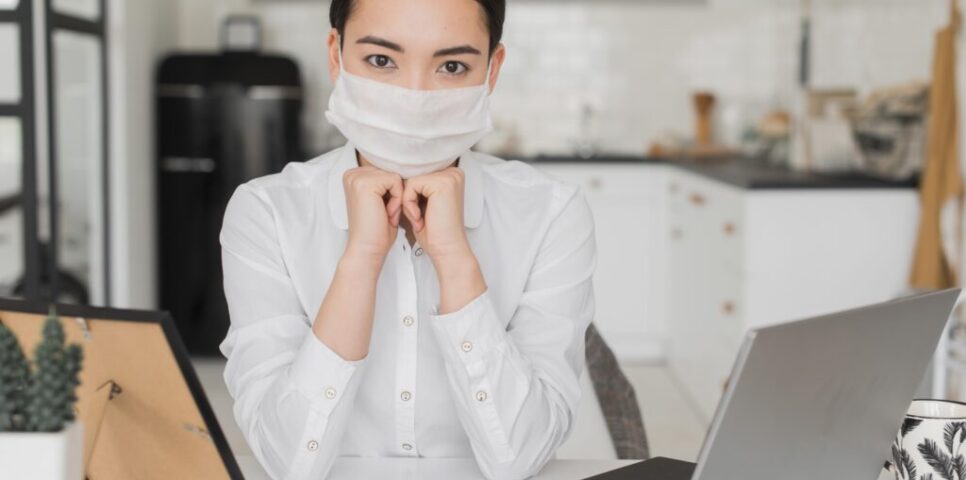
[330, 0, 505, 57]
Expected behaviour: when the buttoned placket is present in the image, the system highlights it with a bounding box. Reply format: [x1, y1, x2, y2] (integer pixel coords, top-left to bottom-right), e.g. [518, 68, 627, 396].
[394, 229, 420, 456]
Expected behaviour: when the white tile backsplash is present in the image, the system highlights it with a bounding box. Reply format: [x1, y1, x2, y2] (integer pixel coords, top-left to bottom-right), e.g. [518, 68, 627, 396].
[171, 0, 951, 158]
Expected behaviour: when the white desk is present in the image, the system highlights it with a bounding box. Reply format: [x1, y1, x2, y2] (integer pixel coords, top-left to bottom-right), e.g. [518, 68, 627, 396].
[236, 455, 637, 479]
[238, 455, 898, 479]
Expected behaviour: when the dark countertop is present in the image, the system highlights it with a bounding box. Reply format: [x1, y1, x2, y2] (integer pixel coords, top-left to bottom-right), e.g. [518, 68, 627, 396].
[518, 154, 919, 190]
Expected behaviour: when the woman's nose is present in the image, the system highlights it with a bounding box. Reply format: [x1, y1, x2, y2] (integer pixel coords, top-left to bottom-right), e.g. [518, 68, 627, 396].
[405, 73, 432, 91]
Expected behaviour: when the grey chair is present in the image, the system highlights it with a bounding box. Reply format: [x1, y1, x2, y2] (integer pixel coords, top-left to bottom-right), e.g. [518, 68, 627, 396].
[584, 323, 650, 460]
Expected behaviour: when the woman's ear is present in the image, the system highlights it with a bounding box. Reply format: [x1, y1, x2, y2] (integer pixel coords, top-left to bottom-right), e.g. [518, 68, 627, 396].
[487, 43, 506, 94]
[327, 28, 342, 85]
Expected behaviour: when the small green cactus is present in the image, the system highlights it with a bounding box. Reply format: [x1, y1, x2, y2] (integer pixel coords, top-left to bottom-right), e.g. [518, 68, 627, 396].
[0, 324, 30, 431]
[0, 305, 84, 433]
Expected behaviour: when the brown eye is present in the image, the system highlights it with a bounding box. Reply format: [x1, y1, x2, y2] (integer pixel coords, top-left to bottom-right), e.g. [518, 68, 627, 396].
[365, 55, 396, 69]
[439, 61, 468, 75]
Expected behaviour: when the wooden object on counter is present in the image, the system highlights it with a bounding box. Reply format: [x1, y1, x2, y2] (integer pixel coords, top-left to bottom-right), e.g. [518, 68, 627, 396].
[909, 0, 963, 291]
[693, 92, 716, 147]
[647, 90, 739, 161]
[758, 110, 791, 139]
[647, 143, 737, 161]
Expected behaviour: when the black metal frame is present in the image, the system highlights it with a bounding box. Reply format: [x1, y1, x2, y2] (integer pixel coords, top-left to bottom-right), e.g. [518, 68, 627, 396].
[0, 0, 41, 300]
[41, 0, 112, 304]
[0, 295, 245, 479]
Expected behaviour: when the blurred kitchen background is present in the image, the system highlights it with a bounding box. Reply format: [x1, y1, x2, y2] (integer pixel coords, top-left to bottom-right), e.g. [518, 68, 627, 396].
[1, 0, 965, 464]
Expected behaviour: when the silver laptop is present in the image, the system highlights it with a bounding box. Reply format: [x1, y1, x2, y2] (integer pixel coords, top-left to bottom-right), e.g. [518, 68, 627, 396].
[692, 288, 960, 480]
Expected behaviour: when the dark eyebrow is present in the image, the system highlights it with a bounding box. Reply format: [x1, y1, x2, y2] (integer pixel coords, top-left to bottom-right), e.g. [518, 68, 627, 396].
[354, 36, 481, 57]
[356, 35, 404, 52]
[433, 45, 482, 57]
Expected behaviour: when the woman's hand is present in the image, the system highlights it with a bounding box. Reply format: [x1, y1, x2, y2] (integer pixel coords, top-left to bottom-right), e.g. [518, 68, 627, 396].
[402, 166, 486, 314]
[343, 166, 404, 264]
[401, 167, 471, 262]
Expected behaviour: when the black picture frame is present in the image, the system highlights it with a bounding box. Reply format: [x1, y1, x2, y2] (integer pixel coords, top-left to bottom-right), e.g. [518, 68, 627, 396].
[0, 295, 245, 480]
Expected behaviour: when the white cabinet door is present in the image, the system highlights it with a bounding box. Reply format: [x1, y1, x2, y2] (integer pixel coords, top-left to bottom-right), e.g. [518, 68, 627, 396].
[534, 163, 667, 362]
[667, 170, 745, 420]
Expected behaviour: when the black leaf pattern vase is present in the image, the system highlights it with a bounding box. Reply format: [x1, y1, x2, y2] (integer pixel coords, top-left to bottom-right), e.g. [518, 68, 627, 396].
[891, 400, 966, 480]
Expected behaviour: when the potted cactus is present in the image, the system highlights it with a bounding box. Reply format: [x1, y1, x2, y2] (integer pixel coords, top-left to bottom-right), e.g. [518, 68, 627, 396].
[0, 306, 84, 479]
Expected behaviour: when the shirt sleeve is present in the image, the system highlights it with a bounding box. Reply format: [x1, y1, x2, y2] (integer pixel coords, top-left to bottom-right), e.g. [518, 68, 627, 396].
[427, 186, 597, 480]
[218, 183, 365, 480]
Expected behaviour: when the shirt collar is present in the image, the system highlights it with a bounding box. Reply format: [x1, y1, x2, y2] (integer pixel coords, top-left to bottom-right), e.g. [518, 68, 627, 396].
[328, 141, 485, 231]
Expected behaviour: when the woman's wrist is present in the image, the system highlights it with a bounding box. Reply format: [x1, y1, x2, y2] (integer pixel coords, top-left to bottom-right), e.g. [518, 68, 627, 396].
[434, 250, 487, 315]
[339, 247, 386, 279]
[431, 247, 478, 279]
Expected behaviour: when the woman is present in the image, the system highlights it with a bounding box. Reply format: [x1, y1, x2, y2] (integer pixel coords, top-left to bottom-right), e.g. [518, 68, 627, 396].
[218, 0, 597, 478]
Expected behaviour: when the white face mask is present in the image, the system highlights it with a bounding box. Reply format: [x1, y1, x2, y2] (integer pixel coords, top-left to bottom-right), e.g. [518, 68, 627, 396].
[324, 36, 494, 178]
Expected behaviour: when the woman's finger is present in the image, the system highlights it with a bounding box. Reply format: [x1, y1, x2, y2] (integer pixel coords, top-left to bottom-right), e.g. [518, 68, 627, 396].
[381, 173, 404, 225]
[387, 200, 401, 227]
[402, 178, 425, 229]
[391, 203, 402, 227]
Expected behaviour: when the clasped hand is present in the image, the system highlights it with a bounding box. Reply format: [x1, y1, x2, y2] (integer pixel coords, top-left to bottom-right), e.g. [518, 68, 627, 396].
[342, 165, 472, 267]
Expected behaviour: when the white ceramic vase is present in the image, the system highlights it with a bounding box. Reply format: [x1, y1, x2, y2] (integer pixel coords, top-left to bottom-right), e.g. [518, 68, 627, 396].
[0, 421, 84, 479]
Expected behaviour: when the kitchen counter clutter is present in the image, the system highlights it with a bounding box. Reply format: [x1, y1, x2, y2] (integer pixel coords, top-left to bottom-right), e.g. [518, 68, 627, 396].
[669, 158, 918, 190]
[522, 154, 918, 190]
[532, 157, 920, 421]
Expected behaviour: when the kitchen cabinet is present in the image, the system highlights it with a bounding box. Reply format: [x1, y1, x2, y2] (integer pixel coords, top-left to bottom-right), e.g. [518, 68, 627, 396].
[534, 162, 669, 362]
[665, 168, 920, 421]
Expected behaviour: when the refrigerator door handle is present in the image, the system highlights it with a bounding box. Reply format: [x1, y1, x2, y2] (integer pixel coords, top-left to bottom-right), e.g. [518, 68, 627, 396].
[161, 157, 217, 173]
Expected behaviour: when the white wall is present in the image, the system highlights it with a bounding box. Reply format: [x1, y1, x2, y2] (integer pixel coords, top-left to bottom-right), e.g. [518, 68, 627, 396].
[168, 0, 948, 157]
[108, 0, 179, 308]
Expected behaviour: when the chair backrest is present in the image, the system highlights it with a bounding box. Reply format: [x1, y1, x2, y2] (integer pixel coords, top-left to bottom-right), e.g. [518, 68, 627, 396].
[584, 323, 650, 460]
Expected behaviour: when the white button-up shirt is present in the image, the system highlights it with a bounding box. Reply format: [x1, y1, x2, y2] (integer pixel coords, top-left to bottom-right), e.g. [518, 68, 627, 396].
[218, 141, 597, 480]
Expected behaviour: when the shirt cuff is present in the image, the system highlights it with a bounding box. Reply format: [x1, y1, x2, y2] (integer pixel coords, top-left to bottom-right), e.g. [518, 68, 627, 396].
[428, 289, 508, 367]
[288, 331, 365, 409]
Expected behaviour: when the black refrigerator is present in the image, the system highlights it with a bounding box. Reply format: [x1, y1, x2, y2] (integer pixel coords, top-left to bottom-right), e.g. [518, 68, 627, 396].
[156, 51, 303, 355]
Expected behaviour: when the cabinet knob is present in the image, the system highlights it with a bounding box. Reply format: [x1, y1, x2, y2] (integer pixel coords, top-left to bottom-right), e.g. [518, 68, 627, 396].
[587, 177, 602, 190]
[722, 301, 735, 315]
[671, 228, 683, 240]
[668, 182, 680, 194]
[723, 222, 736, 236]
[689, 192, 706, 206]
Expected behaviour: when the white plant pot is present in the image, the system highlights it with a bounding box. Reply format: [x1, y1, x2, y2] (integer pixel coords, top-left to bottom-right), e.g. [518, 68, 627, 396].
[0, 420, 84, 479]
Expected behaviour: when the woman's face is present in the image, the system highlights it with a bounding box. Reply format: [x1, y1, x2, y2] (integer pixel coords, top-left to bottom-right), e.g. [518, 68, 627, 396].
[327, 0, 505, 92]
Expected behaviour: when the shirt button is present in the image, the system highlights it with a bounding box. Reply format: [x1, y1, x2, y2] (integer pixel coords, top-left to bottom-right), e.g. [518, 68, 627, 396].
[461, 341, 473, 352]
[414, 247, 424, 256]
[475, 390, 488, 402]
[324, 387, 337, 399]
[400, 390, 412, 401]
[402, 315, 415, 326]
[401, 443, 413, 451]
[307, 440, 319, 451]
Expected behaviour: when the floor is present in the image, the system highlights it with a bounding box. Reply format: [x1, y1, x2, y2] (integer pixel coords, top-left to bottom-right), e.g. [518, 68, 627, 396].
[190, 357, 708, 463]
